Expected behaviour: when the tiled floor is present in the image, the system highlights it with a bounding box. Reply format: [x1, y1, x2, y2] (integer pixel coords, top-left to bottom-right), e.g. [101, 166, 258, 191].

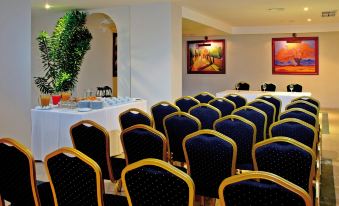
[33, 109, 339, 206]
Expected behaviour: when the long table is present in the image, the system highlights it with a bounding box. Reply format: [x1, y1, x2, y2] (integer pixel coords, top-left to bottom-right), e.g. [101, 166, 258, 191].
[31, 99, 147, 160]
[216, 90, 311, 111]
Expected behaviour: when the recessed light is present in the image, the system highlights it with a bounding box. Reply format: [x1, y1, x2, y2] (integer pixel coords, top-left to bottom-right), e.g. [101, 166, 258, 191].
[45, 3, 51, 9]
[307, 18, 312, 22]
[304, 7, 309, 11]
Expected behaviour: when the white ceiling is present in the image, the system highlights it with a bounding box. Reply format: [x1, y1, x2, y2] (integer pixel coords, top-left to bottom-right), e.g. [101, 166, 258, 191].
[32, 0, 339, 29]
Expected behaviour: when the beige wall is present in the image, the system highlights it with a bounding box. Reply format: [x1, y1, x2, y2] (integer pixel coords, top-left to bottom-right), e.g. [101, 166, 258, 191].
[183, 32, 339, 109]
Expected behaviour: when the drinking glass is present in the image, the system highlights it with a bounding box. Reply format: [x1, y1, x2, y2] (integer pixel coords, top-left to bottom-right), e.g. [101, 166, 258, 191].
[39, 94, 51, 107]
[236, 85, 240, 91]
[52, 94, 61, 105]
[61, 91, 71, 101]
[262, 84, 267, 92]
[289, 84, 294, 92]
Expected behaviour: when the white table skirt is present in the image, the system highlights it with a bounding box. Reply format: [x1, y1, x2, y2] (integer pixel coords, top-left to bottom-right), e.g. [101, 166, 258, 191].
[216, 90, 311, 111]
[31, 100, 147, 160]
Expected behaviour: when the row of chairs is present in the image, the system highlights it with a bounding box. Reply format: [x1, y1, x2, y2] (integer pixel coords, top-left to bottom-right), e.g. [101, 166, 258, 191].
[236, 81, 303, 92]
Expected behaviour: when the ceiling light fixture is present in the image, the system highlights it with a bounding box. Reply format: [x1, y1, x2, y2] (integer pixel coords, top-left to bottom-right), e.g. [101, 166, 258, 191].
[45, 0, 51, 9]
[307, 18, 312, 22]
[304, 7, 309, 11]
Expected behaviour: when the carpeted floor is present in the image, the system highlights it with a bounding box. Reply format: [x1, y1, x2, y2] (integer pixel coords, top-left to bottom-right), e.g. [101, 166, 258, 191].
[320, 159, 336, 206]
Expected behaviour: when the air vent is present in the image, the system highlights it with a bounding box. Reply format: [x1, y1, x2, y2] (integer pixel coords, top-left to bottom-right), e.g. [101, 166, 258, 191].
[322, 10, 337, 17]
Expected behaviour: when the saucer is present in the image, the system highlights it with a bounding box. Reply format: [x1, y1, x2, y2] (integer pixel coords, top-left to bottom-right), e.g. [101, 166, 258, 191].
[78, 108, 92, 112]
[35, 106, 52, 110]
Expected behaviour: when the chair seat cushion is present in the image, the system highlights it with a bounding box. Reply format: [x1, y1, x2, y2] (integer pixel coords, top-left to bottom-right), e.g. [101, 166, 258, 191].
[104, 194, 128, 206]
[110, 157, 126, 180]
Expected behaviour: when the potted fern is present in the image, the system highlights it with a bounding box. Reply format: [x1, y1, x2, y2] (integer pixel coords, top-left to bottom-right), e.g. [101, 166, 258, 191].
[35, 10, 92, 105]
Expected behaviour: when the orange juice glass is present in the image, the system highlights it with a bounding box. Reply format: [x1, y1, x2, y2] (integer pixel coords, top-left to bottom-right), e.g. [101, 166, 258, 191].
[61, 91, 71, 101]
[39, 95, 51, 107]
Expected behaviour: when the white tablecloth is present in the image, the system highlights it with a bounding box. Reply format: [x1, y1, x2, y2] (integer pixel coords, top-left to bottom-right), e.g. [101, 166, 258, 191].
[216, 90, 311, 111]
[31, 100, 147, 160]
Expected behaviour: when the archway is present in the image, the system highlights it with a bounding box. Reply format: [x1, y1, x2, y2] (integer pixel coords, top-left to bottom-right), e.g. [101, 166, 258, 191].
[78, 13, 118, 97]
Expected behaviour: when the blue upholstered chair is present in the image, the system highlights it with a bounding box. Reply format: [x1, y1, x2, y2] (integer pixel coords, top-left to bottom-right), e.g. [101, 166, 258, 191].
[122, 158, 195, 206]
[119, 108, 153, 130]
[260, 83, 276, 91]
[253, 137, 316, 197]
[224, 94, 247, 108]
[248, 99, 276, 132]
[0, 138, 54, 206]
[286, 100, 319, 117]
[219, 171, 312, 206]
[175, 96, 200, 113]
[151, 101, 180, 135]
[120, 124, 167, 164]
[232, 106, 267, 142]
[279, 108, 319, 129]
[257, 95, 282, 121]
[183, 130, 236, 203]
[235, 81, 250, 90]
[163, 112, 201, 164]
[269, 118, 318, 151]
[214, 115, 256, 170]
[208, 97, 236, 117]
[189, 103, 221, 129]
[45, 147, 128, 206]
[194, 92, 215, 103]
[70, 120, 126, 189]
[292, 96, 320, 108]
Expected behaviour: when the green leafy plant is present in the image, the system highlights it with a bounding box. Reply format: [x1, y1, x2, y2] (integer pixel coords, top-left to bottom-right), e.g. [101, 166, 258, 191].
[35, 10, 92, 94]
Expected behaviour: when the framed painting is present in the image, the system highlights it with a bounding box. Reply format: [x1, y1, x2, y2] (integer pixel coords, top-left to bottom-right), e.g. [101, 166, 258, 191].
[187, 39, 225, 74]
[272, 37, 319, 75]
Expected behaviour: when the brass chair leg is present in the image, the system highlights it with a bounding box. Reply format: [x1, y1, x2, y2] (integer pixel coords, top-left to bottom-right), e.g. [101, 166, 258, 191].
[114, 179, 123, 193]
[200, 196, 205, 206]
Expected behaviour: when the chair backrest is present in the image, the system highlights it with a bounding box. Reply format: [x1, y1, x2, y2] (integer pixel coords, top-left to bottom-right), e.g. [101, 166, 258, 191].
[175, 96, 200, 113]
[122, 158, 195, 206]
[287, 83, 303, 92]
[247, 99, 276, 131]
[219, 171, 312, 206]
[232, 106, 267, 142]
[0, 138, 41, 206]
[151, 101, 180, 135]
[45, 147, 104, 206]
[261, 83, 276, 91]
[257, 95, 282, 121]
[163, 112, 201, 163]
[253, 137, 315, 195]
[224, 94, 247, 108]
[121, 124, 167, 164]
[292, 96, 320, 108]
[183, 130, 236, 198]
[208, 97, 236, 117]
[193, 92, 215, 103]
[286, 100, 319, 116]
[70, 120, 115, 181]
[279, 108, 318, 128]
[269, 118, 318, 151]
[214, 115, 256, 170]
[188, 103, 222, 129]
[235, 82, 250, 90]
[119, 108, 153, 130]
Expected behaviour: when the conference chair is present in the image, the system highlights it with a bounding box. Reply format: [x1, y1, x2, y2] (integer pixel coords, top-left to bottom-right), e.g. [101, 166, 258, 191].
[151, 101, 180, 135]
[232, 106, 267, 142]
[224, 93, 247, 108]
[214, 115, 256, 170]
[247, 99, 276, 135]
[219, 171, 312, 206]
[257, 95, 282, 121]
[188, 103, 221, 129]
[120, 124, 167, 164]
[253, 137, 315, 197]
[286, 100, 319, 117]
[194, 92, 215, 103]
[287, 83, 303, 92]
[235, 81, 250, 90]
[208, 97, 236, 117]
[122, 158, 195, 206]
[260, 83, 276, 91]
[70, 120, 126, 191]
[279, 108, 319, 130]
[292, 96, 320, 108]
[119, 108, 153, 130]
[163, 112, 201, 165]
[0, 138, 53, 206]
[175, 96, 200, 112]
[45, 147, 128, 206]
[183, 130, 237, 206]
